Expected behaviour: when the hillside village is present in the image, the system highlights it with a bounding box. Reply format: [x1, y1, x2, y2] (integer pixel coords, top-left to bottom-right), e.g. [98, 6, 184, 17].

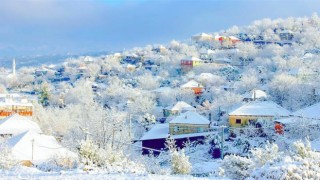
[1, 15, 320, 178]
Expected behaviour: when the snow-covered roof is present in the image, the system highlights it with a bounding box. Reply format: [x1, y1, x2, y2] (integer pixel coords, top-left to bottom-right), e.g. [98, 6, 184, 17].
[0, 94, 33, 107]
[229, 101, 291, 117]
[293, 102, 320, 119]
[170, 111, 210, 125]
[197, 73, 215, 80]
[7, 130, 76, 163]
[212, 58, 232, 63]
[181, 80, 203, 88]
[243, 89, 268, 100]
[140, 124, 169, 140]
[193, 33, 212, 37]
[0, 94, 20, 98]
[229, 36, 240, 40]
[0, 114, 42, 135]
[279, 30, 293, 34]
[199, 49, 215, 55]
[288, 68, 316, 76]
[165, 101, 196, 112]
[274, 117, 320, 126]
[152, 87, 172, 93]
[181, 56, 202, 61]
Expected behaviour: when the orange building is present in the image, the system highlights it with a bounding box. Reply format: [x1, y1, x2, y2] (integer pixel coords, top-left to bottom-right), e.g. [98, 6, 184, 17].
[0, 94, 33, 119]
[181, 80, 204, 95]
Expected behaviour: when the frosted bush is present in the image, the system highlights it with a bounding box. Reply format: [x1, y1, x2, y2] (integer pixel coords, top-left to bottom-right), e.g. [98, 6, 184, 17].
[0, 143, 17, 169]
[171, 150, 191, 175]
[78, 140, 100, 167]
[221, 141, 320, 179]
[221, 155, 253, 179]
[141, 153, 170, 175]
[250, 142, 280, 167]
[78, 140, 145, 173]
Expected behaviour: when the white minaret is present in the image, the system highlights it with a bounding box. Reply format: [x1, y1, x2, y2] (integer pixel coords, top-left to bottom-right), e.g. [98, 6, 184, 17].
[12, 58, 16, 76]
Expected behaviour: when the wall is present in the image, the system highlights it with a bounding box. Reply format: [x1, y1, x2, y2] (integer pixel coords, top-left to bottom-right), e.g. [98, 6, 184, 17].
[169, 123, 209, 135]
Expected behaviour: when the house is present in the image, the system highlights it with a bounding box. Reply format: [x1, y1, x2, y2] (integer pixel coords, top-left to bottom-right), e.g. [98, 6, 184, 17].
[7, 130, 76, 163]
[211, 57, 232, 64]
[152, 45, 167, 53]
[180, 56, 203, 68]
[140, 122, 211, 155]
[163, 101, 196, 117]
[228, 101, 291, 127]
[191, 33, 213, 43]
[122, 53, 141, 64]
[215, 35, 240, 48]
[181, 80, 204, 95]
[83, 56, 94, 64]
[288, 68, 318, 81]
[279, 30, 294, 41]
[169, 111, 210, 135]
[196, 73, 216, 85]
[199, 49, 215, 60]
[77, 64, 88, 75]
[0, 94, 33, 119]
[0, 114, 42, 137]
[292, 102, 320, 120]
[242, 89, 268, 102]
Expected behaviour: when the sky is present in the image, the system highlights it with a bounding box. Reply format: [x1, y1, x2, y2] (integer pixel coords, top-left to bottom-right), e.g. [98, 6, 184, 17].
[0, 0, 320, 57]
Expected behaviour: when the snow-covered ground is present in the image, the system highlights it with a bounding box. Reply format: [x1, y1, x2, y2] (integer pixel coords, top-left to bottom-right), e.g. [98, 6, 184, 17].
[0, 167, 220, 180]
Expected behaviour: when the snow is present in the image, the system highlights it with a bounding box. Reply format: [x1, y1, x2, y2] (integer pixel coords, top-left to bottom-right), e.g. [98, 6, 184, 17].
[181, 80, 203, 88]
[229, 101, 291, 117]
[165, 101, 196, 112]
[152, 87, 172, 93]
[275, 117, 320, 125]
[172, 132, 212, 139]
[242, 89, 267, 100]
[0, 114, 42, 135]
[140, 124, 169, 140]
[197, 73, 215, 80]
[0, 168, 208, 180]
[293, 102, 320, 119]
[193, 33, 212, 37]
[181, 56, 202, 61]
[211, 58, 232, 64]
[7, 130, 76, 163]
[311, 138, 320, 152]
[199, 49, 215, 55]
[170, 111, 210, 125]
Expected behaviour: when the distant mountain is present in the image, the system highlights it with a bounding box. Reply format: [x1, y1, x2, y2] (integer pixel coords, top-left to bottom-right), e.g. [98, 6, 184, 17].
[0, 51, 112, 69]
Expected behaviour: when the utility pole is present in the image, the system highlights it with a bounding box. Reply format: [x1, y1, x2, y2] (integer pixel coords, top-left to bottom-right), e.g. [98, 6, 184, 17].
[31, 139, 34, 161]
[129, 114, 132, 142]
[221, 126, 225, 159]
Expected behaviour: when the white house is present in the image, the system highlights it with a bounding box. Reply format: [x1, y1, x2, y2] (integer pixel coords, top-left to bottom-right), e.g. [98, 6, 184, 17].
[163, 101, 196, 117]
[169, 111, 210, 135]
[0, 114, 42, 136]
[293, 102, 320, 120]
[7, 130, 77, 163]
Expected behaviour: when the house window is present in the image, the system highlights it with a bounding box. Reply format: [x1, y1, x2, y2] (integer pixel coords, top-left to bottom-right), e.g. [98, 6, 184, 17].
[236, 119, 241, 124]
[174, 126, 179, 132]
[197, 127, 204, 133]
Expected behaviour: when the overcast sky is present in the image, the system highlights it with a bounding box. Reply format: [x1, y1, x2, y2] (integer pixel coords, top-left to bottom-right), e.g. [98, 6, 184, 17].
[0, 0, 319, 57]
